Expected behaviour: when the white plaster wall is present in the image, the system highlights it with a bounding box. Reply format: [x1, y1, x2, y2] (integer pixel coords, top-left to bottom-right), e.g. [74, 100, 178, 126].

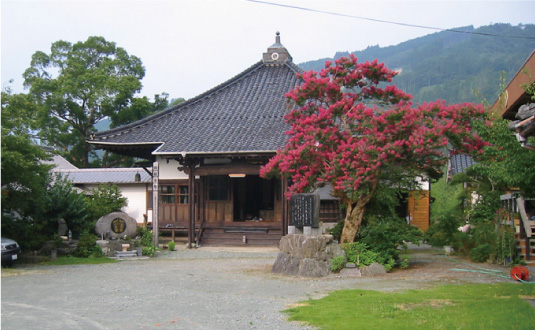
[119, 184, 149, 224]
[157, 158, 188, 180]
[85, 184, 148, 224]
[416, 177, 430, 190]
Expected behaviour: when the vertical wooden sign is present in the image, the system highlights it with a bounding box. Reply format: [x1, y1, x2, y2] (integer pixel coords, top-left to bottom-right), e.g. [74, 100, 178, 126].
[152, 162, 159, 246]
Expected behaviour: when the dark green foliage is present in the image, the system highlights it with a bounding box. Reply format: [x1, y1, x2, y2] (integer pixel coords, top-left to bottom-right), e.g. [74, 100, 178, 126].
[330, 256, 346, 272]
[357, 217, 424, 267]
[74, 232, 104, 258]
[430, 166, 464, 221]
[138, 228, 158, 257]
[342, 243, 382, 268]
[425, 213, 463, 247]
[453, 231, 476, 255]
[468, 117, 535, 198]
[494, 219, 516, 265]
[22, 36, 149, 167]
[1, 89, 53, 250]
[327, 220, 344, 242]
[299, 24, 535, 105]
[43, 175, 90, 238]
[85, 184, 127, 224]
[109, 93, 170, 128]
[469, 243, 491, 263]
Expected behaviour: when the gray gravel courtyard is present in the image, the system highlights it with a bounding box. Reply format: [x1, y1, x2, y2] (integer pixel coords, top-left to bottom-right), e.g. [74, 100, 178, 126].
[1, 245, 529, 330]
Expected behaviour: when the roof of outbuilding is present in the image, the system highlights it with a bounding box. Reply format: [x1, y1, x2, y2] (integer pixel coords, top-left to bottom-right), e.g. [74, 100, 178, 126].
[449, 154, 475, 176]
[89, 37, 302, 159]
[44, 155, 79, 170]
[56, 168, 152, 184]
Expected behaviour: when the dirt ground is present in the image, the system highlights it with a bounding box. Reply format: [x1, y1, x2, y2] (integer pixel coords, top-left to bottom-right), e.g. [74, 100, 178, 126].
[2, 244, 534, 330]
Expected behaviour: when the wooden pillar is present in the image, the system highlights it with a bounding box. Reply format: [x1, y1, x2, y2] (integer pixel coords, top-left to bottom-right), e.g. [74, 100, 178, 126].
[281, 177, 288, 236]
[188, 163, 196, 248]
[152, 162, 159, 246]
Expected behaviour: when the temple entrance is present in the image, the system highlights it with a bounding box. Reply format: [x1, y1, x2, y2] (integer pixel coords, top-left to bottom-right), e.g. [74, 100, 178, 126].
[232, 175, 275, 221]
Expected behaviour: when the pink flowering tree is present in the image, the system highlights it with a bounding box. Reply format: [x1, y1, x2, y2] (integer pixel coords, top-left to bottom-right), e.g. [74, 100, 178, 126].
[260, 55, 489, 243]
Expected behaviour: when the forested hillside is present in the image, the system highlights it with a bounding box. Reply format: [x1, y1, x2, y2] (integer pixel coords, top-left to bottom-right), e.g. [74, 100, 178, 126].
[299, 24, 535, 105]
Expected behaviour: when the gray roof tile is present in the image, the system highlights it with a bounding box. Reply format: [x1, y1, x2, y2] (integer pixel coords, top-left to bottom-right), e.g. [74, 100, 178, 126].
[90, 61, 302, 157]
[56, 168, 152, 184]
[449, 154, 474, 175]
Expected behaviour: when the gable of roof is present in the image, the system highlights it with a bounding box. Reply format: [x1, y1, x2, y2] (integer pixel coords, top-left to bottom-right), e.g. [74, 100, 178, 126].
[41, 154, 79, 170]
[89, 42, 302, 159]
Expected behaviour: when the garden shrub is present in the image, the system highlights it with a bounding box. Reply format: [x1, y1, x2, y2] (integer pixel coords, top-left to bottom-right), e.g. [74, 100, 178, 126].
[139, 228, 158, 257]
[74, 232, 104, 258]
[330, 256, 346, 272]
[85, 183, 127, 226]
[426, 213, 463, 247]
[358, 216, 423, 265]
[469, 243, 491, 262]
[43, 175, 90, 238]
[400, 255, 410, 269]
[342, 242, 380, 267]
[327, 220, 344, 242]
[168, 241, 176, 251]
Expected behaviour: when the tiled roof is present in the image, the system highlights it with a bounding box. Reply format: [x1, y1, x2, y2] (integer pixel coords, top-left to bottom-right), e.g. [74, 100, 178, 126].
[44, 155, 79, 170]
[56, 168, 152, 184]
[89, 60, 302, 157]
[314, 184, 338, 200]
[449, 154, 474, 176]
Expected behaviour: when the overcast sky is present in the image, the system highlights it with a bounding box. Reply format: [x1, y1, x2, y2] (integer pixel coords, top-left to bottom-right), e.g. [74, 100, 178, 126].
[2, 0, 534, 100]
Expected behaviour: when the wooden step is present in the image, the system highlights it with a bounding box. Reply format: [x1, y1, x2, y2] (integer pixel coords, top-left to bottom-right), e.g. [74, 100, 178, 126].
[516, 238, 535, 261]
[199, 228, 282, 246]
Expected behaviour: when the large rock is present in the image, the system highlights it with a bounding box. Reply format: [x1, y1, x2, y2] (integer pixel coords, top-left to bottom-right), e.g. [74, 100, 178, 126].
[95, 212, 138, 239]
[272, 234, 344, 277]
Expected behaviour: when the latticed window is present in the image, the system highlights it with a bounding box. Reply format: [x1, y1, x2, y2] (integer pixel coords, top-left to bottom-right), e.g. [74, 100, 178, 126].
[208, 176, 229, 201]
[179, 185, 189, 204]
[319, 200, 344, 222]
[159, 184, 188, 204]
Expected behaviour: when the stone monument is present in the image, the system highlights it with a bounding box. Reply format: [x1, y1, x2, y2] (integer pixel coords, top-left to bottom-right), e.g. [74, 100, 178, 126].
[95, 212, 138, 240]
[288, 193, 321, 235]
[272, 193, 344, 277]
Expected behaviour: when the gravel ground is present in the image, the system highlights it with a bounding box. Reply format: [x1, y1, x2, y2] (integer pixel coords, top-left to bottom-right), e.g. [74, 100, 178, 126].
[2, 244, 533, 330]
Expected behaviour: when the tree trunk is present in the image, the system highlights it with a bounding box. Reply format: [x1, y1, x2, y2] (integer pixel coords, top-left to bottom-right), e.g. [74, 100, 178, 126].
[340, 197, 369, 243]
[102, 150, 109, 168]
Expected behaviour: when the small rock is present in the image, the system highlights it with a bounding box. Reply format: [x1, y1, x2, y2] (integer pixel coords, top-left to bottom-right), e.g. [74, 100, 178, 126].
[340, 267, 362, 277]
[360, 262, 386, 276]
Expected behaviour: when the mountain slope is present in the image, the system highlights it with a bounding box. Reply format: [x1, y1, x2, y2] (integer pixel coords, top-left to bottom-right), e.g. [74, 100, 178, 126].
[298, 24, 535, 105]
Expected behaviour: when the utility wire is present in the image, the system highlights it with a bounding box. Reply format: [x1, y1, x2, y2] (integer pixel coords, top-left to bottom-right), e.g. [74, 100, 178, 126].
[247, 0, 535, 41]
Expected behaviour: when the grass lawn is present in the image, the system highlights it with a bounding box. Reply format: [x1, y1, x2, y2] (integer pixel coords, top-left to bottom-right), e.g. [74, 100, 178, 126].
[43, 256, 117, 265]
[285, 283, 535, 330]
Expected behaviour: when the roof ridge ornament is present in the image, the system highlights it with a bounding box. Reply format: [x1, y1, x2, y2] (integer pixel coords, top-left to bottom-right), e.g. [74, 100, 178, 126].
[263, 31, 292, 64]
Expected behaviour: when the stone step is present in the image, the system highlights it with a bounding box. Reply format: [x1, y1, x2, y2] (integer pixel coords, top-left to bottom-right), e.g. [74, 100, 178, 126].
[115, 250, 139, 258]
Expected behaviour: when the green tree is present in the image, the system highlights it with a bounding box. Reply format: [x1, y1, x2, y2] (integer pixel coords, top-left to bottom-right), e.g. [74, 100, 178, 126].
[22, 36, 146, 167]
[43, 175, 90, 238]
[1, 88, 53, 248]
[469, 116, 535, 197]
[85, 184, 127, 224]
